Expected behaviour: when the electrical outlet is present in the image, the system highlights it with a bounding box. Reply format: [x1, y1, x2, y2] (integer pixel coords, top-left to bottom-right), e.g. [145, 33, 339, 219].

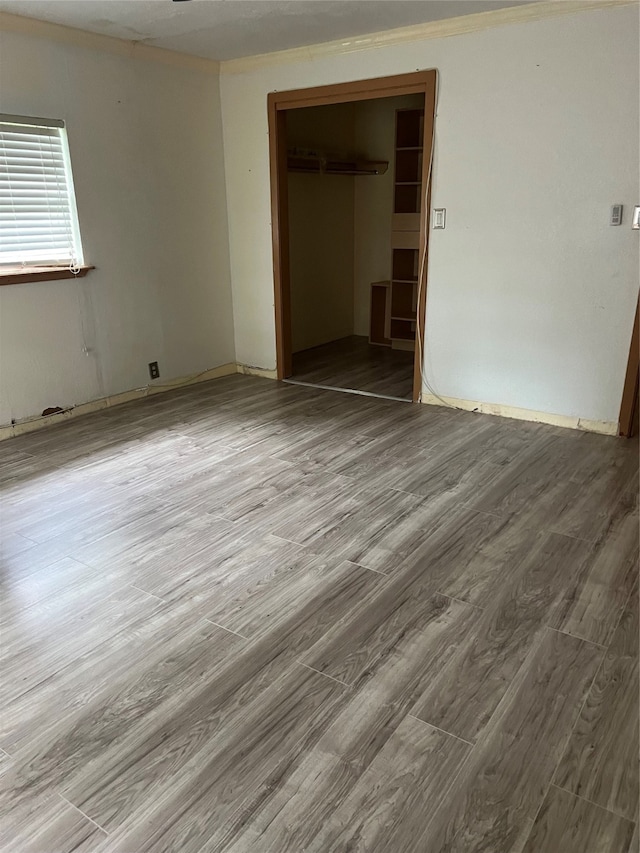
[148, 361, 160, 380]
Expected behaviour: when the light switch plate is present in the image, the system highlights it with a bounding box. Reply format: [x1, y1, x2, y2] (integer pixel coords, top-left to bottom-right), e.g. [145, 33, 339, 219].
[610, 204, 623, 226]
[433, 208, 446, 229]
[632, 206, 640, 230]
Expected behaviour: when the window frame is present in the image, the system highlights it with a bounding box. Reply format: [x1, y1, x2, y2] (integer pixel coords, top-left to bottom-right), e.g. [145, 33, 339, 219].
[0, 113, 92, 285]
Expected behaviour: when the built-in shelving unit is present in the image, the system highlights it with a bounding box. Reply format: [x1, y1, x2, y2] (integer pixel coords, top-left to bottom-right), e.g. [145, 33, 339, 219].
[390, 109, 424, 350]
[369, 108, 424, 352]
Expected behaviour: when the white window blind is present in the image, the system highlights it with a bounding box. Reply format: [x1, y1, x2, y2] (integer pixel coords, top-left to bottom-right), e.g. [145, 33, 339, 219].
[0, 114, 84, 269]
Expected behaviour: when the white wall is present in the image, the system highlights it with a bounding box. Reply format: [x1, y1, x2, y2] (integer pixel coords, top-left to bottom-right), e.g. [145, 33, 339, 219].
[287, 103, 355, 352]
[0, 29, 234, 424]
[220, 4, 640, 424]
[352, 94, 424, 337]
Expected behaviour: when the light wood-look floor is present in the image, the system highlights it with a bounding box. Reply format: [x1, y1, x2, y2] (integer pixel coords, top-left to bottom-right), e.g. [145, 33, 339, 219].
[291, 335, 414, 399]
[1, 375, 638, 853]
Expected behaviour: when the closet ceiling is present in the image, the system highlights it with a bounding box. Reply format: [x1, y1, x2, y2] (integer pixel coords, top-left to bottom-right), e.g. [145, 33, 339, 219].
[0, 0, 533, 61]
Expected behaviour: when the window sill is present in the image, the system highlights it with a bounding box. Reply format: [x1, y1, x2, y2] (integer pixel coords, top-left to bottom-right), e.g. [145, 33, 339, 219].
[0, 266, 94, 286]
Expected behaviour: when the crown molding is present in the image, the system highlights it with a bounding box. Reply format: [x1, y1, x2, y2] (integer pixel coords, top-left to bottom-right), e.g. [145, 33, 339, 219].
[221, 0, 636, 75]
[0, 11, 220, 74]
[0, 0, 635, 77]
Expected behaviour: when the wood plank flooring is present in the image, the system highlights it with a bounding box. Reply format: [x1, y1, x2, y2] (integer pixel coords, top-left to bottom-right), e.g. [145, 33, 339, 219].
[291, 335, 414, 399]
[0, 374, 637, 853]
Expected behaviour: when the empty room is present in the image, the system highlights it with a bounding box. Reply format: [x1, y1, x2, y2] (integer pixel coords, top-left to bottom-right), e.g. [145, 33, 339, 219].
[0, 1, 638, 852]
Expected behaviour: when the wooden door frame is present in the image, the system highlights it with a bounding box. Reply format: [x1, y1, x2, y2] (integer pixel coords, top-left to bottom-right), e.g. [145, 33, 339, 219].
[619, 297, 639, 437]
[268, 70, 437, 401]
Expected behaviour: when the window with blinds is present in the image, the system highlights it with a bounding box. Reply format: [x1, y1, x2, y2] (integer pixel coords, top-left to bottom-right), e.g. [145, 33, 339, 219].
[0, 114, 84, 270]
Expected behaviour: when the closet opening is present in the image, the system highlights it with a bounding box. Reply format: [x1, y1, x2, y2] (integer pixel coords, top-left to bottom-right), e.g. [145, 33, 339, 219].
[268, 71, 437, 403]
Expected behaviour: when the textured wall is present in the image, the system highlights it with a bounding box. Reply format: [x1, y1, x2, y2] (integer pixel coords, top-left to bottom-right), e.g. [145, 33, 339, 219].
[0, 30, 234, 423]
[221, 4, 639, 423]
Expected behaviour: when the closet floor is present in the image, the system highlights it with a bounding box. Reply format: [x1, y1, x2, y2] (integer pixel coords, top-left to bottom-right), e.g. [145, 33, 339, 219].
[291, 334, 414, 400]
[1, 374, 638, 853]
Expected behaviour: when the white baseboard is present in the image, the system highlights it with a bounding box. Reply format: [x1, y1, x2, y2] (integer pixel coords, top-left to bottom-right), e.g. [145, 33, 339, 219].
[1, 368, 618, 441]
[236, 363, 278, 379]
[421, 392, 619, 436]
[0, 362, 244, 441]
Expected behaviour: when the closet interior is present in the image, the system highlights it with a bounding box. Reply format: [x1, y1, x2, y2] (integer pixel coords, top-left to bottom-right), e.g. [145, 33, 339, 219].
[286, 93, 425, 401]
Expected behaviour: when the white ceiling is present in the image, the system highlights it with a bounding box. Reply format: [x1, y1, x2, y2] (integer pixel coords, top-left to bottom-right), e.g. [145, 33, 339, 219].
[0, 1, 531, 61]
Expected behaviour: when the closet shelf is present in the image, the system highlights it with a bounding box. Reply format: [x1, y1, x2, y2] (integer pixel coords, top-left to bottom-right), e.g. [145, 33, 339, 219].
[287, 151, 388, 176]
